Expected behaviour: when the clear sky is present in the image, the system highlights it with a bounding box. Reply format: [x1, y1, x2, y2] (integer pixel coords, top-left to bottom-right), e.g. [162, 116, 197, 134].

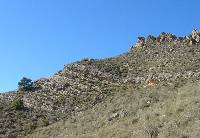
[0, 0, 200, 92]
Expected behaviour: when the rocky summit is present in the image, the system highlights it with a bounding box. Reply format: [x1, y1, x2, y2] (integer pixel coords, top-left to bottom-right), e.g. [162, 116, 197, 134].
[1, 30, 200, 138]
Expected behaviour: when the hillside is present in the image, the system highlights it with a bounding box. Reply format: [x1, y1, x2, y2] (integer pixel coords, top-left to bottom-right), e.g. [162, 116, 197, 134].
[26, 81, 200, 138]
[1, 30, 200, 138]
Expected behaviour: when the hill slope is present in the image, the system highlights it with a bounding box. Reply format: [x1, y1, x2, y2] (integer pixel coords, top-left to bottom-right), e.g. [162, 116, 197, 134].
[1, 30, 200, 138]
[26, 81, 200, 138]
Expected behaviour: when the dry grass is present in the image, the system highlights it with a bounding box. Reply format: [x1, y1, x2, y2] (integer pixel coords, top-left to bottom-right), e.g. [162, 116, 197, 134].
[26, 80, 200, 138]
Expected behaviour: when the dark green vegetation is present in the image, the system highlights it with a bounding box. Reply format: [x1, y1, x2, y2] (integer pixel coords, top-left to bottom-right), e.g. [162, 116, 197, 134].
[1, 30, 200, 138]
[10, 99, 24, 110]
[18, 77, 34, 91]
[0, 95, 63, 138]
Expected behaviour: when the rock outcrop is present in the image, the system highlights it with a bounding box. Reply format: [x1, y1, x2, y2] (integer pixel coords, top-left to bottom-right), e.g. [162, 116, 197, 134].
[146, 35, 156, 45]
[156, 32, 177, 43]
[192, 29, 200, 43]
[134, 37, 146, 48]
[131, 29, 200, 49]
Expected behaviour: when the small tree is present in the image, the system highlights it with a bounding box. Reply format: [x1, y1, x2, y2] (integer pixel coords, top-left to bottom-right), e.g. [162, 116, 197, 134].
[10, 99, 24, 110]
[18, 77, 33, 91]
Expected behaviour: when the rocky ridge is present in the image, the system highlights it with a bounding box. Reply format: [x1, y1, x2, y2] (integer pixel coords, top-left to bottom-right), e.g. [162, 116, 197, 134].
[0, 30, 200, 138]
[133, 29, 200, 48]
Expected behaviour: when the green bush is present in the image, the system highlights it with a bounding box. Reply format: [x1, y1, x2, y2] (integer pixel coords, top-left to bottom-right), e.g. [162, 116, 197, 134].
[18, 77, 33, 91]
[10, 99, 24, 110]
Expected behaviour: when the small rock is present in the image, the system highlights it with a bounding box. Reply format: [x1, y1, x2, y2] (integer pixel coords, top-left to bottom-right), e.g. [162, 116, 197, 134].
[108, 112, 119, 121]
[192, 29, 200, 43]
[135, 37, 145, 48]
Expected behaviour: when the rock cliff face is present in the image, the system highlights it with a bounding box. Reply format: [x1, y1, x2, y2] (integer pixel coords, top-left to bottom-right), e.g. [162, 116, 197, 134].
[1, 30, 200, 138]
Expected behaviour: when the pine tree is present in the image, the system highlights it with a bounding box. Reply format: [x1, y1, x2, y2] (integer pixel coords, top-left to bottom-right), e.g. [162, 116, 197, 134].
[18, 77, 33, 91]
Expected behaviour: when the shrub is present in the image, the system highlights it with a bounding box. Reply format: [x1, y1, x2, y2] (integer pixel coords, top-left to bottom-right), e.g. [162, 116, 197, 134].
[10, 99, 24, 110]
[42, 118, 50, 126]
[0, 102, 4, 110]
[18, 77, 33, 91]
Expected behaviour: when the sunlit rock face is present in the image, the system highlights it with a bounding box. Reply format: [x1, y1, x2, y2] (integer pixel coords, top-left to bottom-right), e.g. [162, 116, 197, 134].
[131, 29, 200, 49]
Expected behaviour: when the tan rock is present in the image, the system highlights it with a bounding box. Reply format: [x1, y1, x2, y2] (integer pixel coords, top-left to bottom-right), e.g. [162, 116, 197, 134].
[146, 35, 156, 44]
[147, 79, 159, 86]
[135, 37, 145, 48]
[157, 32, 176, 43]
[192, 29, 200, 43]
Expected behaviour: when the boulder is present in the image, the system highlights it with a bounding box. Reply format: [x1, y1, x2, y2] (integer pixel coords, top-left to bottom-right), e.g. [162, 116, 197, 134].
[135, 37, 145, 48]
[146, 35, 156, 45]
[157, 32, 177, 43]
[192, 29, 200, 43]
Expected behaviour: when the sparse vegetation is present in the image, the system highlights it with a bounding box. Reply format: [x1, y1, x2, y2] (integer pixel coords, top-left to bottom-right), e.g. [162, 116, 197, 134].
[25, 81, 200, 138]
[10, 99, 24, 110]
[0, 30, 200, 138]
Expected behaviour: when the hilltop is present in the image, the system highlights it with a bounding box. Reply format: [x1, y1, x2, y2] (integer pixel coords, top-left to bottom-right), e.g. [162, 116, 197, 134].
[1, 30, 200, 138]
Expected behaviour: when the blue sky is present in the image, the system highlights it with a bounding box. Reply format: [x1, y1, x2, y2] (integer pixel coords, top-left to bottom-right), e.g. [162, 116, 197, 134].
[0, 0, 200, 92]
